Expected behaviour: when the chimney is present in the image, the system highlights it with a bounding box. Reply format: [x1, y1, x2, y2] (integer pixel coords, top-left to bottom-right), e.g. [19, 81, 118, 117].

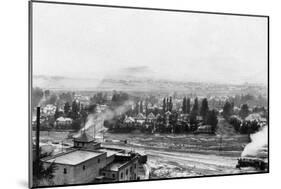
[35, 107, 40, 176]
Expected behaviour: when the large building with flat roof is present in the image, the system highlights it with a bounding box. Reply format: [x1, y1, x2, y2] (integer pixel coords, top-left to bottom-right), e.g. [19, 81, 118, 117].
[40, 131, 147, 185]
[42, 149, 106, 185]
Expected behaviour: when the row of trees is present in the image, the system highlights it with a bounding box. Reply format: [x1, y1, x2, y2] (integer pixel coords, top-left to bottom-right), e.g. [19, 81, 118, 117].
[182, 97, 191, 114]
[32, 87, 76, 109]
[229, 116, 261, 134]
[182, 97, 217, 131]
[222, 101, 251, 120]
[106, 109, 218, 134]
[111, 91, 129, 107]
[90, 92, 108, 105]
[228, 94, 267, 108]
[163, 97, 173, 112]
[106, 96, 218, 134]
[52, 100, 88, 131]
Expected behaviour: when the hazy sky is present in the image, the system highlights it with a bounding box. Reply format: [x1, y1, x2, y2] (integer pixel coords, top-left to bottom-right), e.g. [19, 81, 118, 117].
[33, 3, 268, 84]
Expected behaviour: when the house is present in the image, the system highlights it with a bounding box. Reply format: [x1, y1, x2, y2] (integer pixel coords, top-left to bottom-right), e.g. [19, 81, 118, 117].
[196, 116, 203, 122]
[124, 116, 135, 124]
[135, 113, 146, 124]
[146, 113, 156, 123]
[179, 113, 190, 121]
[42, 104, 57, 115]
[194, 125, 213, 134]
[245, 113, 267, 126]
[164, 111, 172, 117]
[54, 117, 73, 129]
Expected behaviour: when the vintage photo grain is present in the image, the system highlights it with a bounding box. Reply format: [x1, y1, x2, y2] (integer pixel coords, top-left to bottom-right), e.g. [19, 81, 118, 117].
[29, 1, 269, 188]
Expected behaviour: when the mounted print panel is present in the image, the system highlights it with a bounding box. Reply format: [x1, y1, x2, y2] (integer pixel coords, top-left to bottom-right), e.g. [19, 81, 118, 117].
[29, 1, 269, 188]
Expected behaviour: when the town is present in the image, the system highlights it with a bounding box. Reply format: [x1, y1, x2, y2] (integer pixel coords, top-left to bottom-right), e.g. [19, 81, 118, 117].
[29, 3, 269, 188]
[32, 85, 268, 186]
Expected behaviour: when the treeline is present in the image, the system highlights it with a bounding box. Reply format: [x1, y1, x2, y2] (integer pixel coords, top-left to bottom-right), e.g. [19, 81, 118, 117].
[222, 100, 267, 134]
[32, 87, 75, 109]
[229, 116, 263, 134]
[228, 94, 268, 108]
[105, 96, 218, 134]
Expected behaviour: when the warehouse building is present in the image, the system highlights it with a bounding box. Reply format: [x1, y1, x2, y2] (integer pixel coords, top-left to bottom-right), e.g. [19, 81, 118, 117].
[41, 131, 146, 185]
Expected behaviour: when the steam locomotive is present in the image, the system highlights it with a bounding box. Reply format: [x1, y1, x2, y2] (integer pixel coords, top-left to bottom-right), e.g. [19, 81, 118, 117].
[236, 157, 268, 171]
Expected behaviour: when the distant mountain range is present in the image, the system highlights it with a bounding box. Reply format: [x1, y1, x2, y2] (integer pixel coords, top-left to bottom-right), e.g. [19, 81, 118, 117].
[33, 75, 267, 95]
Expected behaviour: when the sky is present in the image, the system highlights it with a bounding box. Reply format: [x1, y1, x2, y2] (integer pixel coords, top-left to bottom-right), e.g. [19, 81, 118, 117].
[33, 3, 268, 85]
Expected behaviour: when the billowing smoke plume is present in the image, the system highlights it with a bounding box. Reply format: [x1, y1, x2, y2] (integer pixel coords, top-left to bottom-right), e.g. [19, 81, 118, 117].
[241, 126, 268, 159]
[80, 100, 134, 137]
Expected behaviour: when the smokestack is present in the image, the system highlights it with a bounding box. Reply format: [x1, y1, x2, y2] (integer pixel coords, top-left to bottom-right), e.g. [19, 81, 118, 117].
[35, 107, 40, 176]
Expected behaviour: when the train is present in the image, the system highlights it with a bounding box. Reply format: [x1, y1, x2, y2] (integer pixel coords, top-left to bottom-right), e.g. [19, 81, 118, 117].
[236, 157, 268, 171]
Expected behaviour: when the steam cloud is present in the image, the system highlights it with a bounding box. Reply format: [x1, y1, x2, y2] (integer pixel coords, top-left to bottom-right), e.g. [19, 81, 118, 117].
[241, 126, 268, 159]
[80, 100, 134, 137]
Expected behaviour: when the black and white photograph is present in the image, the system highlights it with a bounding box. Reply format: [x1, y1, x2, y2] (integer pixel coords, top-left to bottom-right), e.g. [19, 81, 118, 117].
[29, 1, 269, 188]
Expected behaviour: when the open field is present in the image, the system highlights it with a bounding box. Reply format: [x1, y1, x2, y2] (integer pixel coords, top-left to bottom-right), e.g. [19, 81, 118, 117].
[99, 132, 260, 178]
[34, 118, 265, 179]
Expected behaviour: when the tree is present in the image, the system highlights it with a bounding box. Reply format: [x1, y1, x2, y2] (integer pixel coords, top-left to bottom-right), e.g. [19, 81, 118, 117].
[229, 116, 242, 132]
[145, 102, 148, 116]
[182, 97, 187, 113]
[200, 98, 209, 122]
[169, 96, 173, 111]
[111, 92, 129, 107]
[163, 98, 166, 112]
[186, 98, 191, 114]
[140, 101, 143, 113]
[64, 102, 70, 115]
[88, 104, 97, 114]
[222, 101, 233, 120]
[47, 94, 57, 105]
[72, 100, 79, 113]
[71, 119, 82, 131]
[32, 87, 44, 109]
[70, 100, 80, 119]
[90, 92, 107, 105]
[135, 102, 139, 114]
[44, 90, 50, 98]
[54, 106, 60, 120]
[206, 110, 218, 132]
[59, 92, 73, 103]
[240, 120, 260, 134]
[191, 98, 199, 116]
[33, 148, 57, 186]
[189, 113, 198, 131]
[169, 112, 178, 128]
[239, 104, 250, 119]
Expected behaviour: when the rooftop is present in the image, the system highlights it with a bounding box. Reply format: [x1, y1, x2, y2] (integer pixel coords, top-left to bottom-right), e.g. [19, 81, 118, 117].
[102, 153, 137, 171]
[97, 148, 123, 158]
[105, 162, 124, 171]
[73, 132, 95, 142]
[43, 150, 103, 165]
